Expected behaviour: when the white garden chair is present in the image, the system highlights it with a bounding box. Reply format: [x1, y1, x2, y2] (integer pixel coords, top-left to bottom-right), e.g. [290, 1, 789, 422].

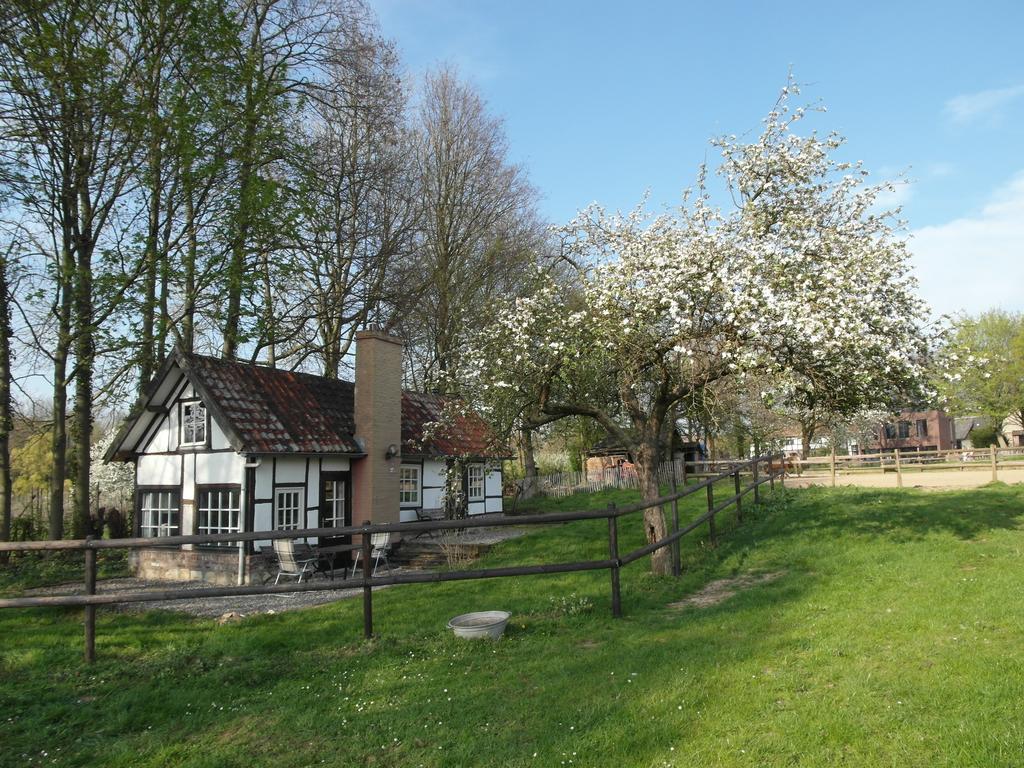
[351, 532, 392, 576]
[273, 539, 318, 584]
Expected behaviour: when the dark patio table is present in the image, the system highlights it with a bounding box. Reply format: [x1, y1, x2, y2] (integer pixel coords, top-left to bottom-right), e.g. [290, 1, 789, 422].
[314, 542, 361, 580]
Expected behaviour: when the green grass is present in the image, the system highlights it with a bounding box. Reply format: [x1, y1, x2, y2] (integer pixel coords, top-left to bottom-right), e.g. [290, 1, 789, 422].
[3, 482, 1024, 767]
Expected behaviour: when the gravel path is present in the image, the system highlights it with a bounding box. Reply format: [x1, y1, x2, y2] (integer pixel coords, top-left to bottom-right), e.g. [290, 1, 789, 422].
[28, 573, 390, 618]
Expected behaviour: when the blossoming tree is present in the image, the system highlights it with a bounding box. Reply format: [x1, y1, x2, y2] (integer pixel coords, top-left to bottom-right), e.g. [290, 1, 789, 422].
[467, 86, 928, 575]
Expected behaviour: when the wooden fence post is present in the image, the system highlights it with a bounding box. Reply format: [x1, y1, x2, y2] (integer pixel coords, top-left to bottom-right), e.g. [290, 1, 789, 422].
[991, 445, 998, 482]
[830, 446, 837, 488]
[753, 458, 760, 505]
[607, 504, 622, 618]
[778, 453, 786, 489]
[769, 457, 776, 492]
[361, 521, 373, 639]
[733, 470, 742, 522]
[895, 449, 903, 488]
[706, 483, 717, 547]
[84, 537, 96, 664]
[669, 462, 681, 578]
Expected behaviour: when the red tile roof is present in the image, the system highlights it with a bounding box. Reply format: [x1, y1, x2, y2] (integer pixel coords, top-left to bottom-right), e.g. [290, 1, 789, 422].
[184, 353, 361, 454]
[174, 352, 505, 458]
[401, 391, 508, 459]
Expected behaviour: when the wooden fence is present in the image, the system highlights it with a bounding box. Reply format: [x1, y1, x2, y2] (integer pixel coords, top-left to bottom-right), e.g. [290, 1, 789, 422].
[791, 445, 1024, 487]
[0, 455, 785, 665]
[512, 457, 747, 498]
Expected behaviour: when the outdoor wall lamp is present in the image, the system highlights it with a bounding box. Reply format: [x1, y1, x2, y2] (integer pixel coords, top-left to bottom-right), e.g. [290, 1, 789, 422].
[385, 443, 399, 460]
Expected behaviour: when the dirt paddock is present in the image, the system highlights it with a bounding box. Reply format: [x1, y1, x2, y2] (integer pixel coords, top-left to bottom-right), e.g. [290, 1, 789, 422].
[785, 467, 1024, 490]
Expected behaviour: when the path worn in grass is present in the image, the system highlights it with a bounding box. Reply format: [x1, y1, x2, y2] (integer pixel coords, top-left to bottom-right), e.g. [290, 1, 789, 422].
[3, 482, 1024, 767]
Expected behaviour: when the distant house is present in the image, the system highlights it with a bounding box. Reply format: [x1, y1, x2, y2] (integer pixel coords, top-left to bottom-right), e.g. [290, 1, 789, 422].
[952, 416, 993, 450]
[863, 409, 955, 453]
[1001, 413, 1024, 447]
[105, 331, 506, 584]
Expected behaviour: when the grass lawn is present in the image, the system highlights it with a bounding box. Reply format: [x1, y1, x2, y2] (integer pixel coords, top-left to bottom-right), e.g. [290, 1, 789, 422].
[3, 482, 1024, 767]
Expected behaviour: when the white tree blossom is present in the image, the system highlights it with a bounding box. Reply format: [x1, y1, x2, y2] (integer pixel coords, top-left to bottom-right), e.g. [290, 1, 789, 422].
[466, 83, 929, 575]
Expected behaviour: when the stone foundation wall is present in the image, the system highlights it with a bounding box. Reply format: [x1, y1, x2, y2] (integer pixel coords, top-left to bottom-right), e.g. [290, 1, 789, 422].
[131, 547, 274, 585]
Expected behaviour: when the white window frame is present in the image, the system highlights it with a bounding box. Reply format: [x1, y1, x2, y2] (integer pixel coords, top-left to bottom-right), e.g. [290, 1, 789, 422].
[467, 464, 485, 502]
[180, 400, 207, 446]
[275, 487, 304, 530]
[196, 486, 241, 546]
[399, 464, 420, 506]
[139, 489, 180, 538]
[322, 479, 346, 528]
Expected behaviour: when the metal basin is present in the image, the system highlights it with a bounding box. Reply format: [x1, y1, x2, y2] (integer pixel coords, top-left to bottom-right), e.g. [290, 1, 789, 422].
[446, 611, 511, 640]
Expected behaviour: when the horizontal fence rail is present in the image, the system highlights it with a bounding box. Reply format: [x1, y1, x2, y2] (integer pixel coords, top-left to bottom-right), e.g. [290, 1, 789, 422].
[0, 455, 786, 664]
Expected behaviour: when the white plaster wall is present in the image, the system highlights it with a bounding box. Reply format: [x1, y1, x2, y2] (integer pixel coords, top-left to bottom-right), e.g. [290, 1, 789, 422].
[275, 457, 306, 484]
[485, 464, 502, 497]
[182, 453, 196, 501]
[422, 459, 445, 511]
[137, 454, 181, 486]
[195, 452, 243, 486]
[144, 415, 172, 453]
[322, 457, 350, 473]
[254, 461, 274, 501]
[306, 461, 320, 510]
[210, 418, 231, 450]
[253, 502, 273, 543]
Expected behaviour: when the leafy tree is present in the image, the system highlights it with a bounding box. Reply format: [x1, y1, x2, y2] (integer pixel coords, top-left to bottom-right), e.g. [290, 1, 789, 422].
[935, 310, 1024, 442]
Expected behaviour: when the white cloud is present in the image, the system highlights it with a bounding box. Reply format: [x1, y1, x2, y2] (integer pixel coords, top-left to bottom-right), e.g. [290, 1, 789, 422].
[945, 84, 1024, 124]
[909, 171, 1024, 317]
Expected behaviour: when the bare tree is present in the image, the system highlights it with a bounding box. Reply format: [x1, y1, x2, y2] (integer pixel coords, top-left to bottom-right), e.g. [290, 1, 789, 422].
[288, 19, 417, 376]
[398, 66, 544, 392]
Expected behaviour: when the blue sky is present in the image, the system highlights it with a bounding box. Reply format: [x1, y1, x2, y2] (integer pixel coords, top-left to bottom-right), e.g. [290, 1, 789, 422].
[371, 0, 1024, 318]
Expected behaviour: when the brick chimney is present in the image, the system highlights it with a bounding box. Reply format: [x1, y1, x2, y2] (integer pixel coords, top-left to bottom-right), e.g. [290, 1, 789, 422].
[352, 328, 404, 527]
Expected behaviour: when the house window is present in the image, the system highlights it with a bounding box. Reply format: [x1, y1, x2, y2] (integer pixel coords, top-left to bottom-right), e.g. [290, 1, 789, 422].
[400, 465, 420, 506]
[916, 419, 929, 438]
[139, 490, 180, 538]
[897, 421, 911, 439]
[181, 401, 207, 446]
[467, 464, 485, 502]
[883, 423, 896, 440]
[196, 487, 240, 545]
[275, 487, 304, 530]
[323, 480, 346, 528]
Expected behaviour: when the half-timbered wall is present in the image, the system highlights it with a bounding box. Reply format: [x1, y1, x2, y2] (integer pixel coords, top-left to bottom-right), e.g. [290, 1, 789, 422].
[398, 458, 502, 521]
[251, 455, 351, 547]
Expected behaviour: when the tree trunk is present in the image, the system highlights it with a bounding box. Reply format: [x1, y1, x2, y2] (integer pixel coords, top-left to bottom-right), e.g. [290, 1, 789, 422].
[181, 163, 197, 353]
[633, 439, 671, 576]
[71, 237, 95, 538]
[49, 240, 73, 541]
[800, 421, 815, 460]
[519, 426, 538, 499]
[0, 251, 12, 555]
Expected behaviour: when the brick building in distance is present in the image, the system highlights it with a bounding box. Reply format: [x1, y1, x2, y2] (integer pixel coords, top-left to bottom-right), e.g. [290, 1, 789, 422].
[862, 409, 955, 453]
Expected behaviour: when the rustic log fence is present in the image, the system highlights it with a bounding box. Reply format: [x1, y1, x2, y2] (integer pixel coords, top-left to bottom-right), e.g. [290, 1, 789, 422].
[0, 455, 785, 664]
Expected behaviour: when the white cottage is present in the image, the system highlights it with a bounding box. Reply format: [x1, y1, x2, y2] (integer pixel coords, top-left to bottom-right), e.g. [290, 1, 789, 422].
[105, 330, 506, 584]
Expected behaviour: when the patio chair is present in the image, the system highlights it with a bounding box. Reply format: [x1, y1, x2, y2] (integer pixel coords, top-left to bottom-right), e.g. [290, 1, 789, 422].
[351, 532, 392, 576]
[414, 508, 441, 539]
[273, 539, 319, 585]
